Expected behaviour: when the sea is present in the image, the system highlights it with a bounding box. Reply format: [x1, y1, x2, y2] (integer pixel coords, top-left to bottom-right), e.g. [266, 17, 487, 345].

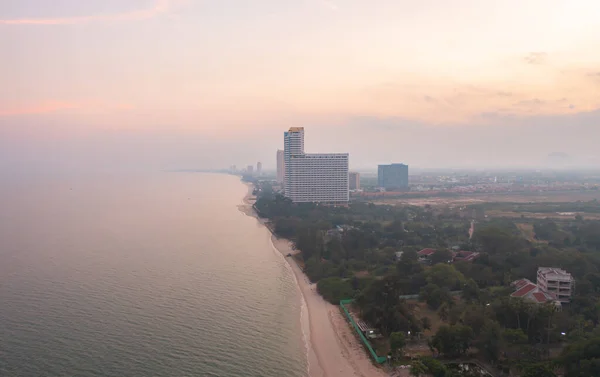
[0, 172, 308, 377]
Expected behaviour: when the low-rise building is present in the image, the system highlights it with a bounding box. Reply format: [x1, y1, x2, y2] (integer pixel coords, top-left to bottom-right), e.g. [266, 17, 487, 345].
[417, 248, 436, 264]
[452, 250, 480, 262]
[417, 248, 480, 264]
[325, 225, 354, 239]
[511, 279, 561, 308]
[537, 267, 575, 303]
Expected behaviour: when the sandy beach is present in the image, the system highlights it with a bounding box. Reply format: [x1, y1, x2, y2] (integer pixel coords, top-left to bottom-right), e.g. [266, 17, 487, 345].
[239, 182, 387, 377]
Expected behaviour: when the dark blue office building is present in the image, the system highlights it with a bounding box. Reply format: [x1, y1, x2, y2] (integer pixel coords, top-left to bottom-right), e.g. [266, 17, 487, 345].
[377, 163, 409, 190]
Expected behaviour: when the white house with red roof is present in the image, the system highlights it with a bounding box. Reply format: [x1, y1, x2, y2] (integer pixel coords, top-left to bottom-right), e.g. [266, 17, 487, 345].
[510, 278, 562, 308]
[417, 248, 436, 264]
[452, 250, 480, 263]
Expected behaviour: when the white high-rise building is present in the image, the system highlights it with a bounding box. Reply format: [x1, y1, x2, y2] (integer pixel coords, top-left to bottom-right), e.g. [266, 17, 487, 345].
[284, 127, 349, 203]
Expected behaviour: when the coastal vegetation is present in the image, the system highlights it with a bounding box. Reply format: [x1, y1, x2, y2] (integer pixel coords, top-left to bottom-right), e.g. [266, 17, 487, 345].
[253, 182, 600, 376]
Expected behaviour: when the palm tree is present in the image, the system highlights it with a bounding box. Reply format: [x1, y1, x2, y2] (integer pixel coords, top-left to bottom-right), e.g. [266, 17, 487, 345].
[509, 298, 524, 329]
[525, 303, 538, 332]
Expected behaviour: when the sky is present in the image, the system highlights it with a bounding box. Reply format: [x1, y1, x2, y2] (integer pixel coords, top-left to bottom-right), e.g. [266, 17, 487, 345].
[1, 0, 600, 172]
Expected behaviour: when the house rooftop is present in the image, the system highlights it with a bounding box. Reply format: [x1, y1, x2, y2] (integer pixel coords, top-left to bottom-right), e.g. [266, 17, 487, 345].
[418, 248, 436, 256]
[532, 292, 548, 303]
[511, 283, 537, 297]
[512, 279, 532, 290]
[453, 250, 479, 262]
[510, 278, 561, 306]
[356, 319, 375, 333]
[538, 267, 573, 279]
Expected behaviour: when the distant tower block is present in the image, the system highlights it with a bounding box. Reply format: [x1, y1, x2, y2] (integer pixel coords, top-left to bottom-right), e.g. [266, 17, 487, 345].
[276, 150, 285, 183]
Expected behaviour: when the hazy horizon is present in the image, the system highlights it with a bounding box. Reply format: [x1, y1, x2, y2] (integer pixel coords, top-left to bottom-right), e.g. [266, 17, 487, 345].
[2, 0, 599, 173]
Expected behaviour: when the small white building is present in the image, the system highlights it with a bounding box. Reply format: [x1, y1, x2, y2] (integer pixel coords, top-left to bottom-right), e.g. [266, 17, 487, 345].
[537, 267, 575, 303]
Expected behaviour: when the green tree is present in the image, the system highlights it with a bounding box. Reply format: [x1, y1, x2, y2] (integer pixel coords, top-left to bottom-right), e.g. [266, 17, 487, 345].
[521, 363, 557, 377]
[431, 325, 474, 357]
[473, 225, 524, 255]
[426, 264, 465, 290]
[585, 272, 600, 293]
[503, 328, 528, 345]
[420, 357, 447, 377]
[397, 251, 423, 276]
[420, 283, 452, 310]
[561, 336, 600, 376]
[296, 226, 321, 260]
[509, 298, 526, 330]
[420, 317, 432, 331]
[316, 277, 354, 304]
[578, 359, 600, 377]
[463, 305, 487, 336]
[461, 278, 480, 303]
[477, 320, 503, 362]
[390, 332, 406, 359]
[356, 275, 420, 336]
[410, 360, 428, 377]
[533, 220, 562, 241]
[438, 302, 450, 321]
[323, 238, 345, 263]
[448, 304, 463, 325]
[402, 249, 419, 262]
[430, 249, 454, 265]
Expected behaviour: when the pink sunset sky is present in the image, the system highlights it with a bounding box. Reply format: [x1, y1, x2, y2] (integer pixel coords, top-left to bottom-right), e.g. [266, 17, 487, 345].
[1, 0, 599, 171]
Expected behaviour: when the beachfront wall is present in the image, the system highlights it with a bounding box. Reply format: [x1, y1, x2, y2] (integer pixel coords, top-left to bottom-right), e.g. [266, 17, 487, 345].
[339, 299, 387, 364]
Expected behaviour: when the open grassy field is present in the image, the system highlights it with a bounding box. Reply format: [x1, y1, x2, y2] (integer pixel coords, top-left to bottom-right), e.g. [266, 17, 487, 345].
[486, 209, 600, 220]
[370, 190, 600, 207]
[409, 301, 445, 337]
[516, 223, 538, 242]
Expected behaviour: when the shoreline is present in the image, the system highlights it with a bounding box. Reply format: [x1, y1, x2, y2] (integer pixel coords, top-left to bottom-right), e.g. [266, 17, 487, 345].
[239, 181, 387, 377]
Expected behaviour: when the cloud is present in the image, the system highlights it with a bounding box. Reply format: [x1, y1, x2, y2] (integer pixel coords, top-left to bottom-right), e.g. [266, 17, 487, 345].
[0, 100, 133, 116]
[0, 0, 176, 25]
[321, 1, 339, 11]
[338, 109, 600, 169]
[514, 98, 545, 107]
[359, 68, 600, 124]
[0, 101, 79, 116]
[588, 72, 600, 82]
[524, 52, 547, 65]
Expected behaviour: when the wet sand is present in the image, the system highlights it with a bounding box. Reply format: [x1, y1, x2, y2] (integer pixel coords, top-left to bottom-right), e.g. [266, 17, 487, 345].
[239, 182, 387, 377]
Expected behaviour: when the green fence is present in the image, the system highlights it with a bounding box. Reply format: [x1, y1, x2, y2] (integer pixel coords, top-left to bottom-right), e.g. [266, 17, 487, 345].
[339, 299, 387, 364]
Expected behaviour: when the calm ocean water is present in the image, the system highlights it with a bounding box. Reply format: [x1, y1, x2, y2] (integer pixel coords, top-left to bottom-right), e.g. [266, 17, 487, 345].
[0, 172, 307, 377]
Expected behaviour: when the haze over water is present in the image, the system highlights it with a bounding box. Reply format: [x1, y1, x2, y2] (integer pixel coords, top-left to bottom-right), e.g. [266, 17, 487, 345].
[0, 173, 307, 377]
